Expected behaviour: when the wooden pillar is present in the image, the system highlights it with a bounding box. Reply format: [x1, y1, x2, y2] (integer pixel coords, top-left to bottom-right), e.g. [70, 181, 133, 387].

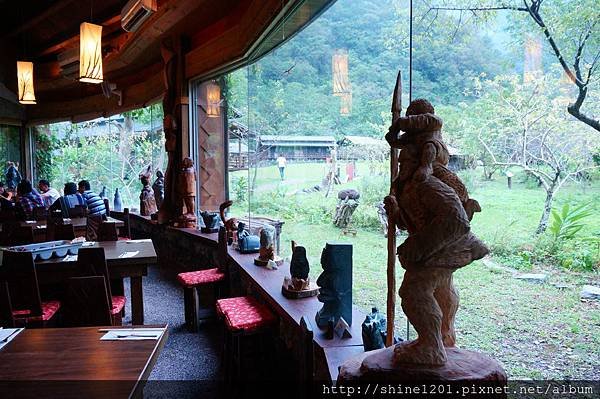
[159, 36, 189, 224]
[196, 79, 227, 212]
[20, 125, 35, 181]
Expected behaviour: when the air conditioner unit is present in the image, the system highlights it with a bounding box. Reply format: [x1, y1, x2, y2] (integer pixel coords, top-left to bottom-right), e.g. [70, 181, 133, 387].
[121, 0, 157, 32]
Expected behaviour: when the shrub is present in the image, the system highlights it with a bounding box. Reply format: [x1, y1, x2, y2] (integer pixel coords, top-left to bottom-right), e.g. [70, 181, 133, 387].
[548, 203, 593, 243]
[232, 176, 248, 202]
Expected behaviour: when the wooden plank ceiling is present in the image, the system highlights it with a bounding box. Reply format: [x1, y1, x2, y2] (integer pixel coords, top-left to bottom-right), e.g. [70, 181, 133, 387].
[0, 0, 334, 124]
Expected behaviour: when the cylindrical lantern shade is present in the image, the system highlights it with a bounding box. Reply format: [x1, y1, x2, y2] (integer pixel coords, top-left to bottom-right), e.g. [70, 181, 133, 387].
[332, 50, 350, 96]
[524, 35, 542, 83]
[340, 92, 352, 116]
[206, 81, 221, 117]
[79, 22, 103, 83]
[17, 61, 36, 104]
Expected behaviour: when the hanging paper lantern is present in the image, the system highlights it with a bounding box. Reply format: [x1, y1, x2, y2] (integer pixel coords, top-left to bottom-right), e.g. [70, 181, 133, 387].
[332, 50, 351, 96]
[79, 22, 103, 83]
[206, 81, 221, 117]
[16, 61, 36, 104]
[524, 36, 542, 83]
[340, 92, 352, 116]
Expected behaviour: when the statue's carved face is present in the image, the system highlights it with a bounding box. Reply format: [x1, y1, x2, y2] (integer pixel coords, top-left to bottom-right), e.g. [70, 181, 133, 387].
[182, 157, 193, 168]
[398, 145, 420, 182]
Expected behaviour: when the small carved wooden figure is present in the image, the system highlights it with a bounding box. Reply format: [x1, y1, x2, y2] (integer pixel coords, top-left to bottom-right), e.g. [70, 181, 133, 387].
[256, 225, 275, 263]
[152, 170, 165, 210]
[219, 200, 238, 244]
[139, 166, 157, 216]
[289, 240, 310, 290]
[177, 157, 197, 228]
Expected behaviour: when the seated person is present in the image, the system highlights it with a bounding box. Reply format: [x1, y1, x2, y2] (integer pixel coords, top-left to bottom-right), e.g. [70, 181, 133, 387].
[38, 179, 60, 206]
[49, 182, 86, 217]
[16, 179, 45, 220]
[78, 180, 106, 216]
[0, 183, 15, 210]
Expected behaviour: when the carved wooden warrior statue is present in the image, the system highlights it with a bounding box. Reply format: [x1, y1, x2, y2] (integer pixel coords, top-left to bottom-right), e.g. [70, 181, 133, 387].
[139, 166, 157, 216]
[177, 157, 197, 228]
[385, 99, 489, 366]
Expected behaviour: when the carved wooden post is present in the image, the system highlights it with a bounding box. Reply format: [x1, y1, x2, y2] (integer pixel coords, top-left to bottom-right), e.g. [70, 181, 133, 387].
[159, 37, 186, 224]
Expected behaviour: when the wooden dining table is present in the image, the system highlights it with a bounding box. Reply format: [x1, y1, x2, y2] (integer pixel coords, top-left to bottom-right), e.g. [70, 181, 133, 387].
[1, 239, 157, 325]
[0, 325, 168, 398]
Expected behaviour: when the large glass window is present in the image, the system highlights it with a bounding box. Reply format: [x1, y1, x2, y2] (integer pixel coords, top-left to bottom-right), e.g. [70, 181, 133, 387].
[32, 103, 165, 209]
[192, 0, 600, 380]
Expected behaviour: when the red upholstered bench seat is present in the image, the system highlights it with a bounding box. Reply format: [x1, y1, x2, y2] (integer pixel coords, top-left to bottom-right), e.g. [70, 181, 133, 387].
[111, 295, 126, 314]
[216, 296, 276, 333]
[13, 300, 61, 322]
[177, 268, 225, 287]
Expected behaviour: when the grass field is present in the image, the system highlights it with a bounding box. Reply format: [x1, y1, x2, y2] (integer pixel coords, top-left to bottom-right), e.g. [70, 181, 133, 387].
[231, 162, 600, 379]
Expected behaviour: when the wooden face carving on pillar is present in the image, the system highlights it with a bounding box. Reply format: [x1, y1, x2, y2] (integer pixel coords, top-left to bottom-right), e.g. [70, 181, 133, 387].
[384, 99, 489, 366]
[159, 37, 182, 224]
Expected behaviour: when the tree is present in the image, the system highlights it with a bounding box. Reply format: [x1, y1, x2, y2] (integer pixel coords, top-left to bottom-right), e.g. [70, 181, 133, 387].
[43, 104, 165, 207]
[466, 74, 600, 233]
[427, 0, 600, 132]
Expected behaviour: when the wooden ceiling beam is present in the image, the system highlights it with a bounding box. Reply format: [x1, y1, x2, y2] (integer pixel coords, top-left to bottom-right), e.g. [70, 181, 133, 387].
[26, 67, 165, 125]
[3, 0, 78, 39]
[34, 15, 122, 58]
[185, 0, 283, 79]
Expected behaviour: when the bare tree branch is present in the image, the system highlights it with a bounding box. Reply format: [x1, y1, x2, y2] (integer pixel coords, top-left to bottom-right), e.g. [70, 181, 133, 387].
[428, 1, 600, 132]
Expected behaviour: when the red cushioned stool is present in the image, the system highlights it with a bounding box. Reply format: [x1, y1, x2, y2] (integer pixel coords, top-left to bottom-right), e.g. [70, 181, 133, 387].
[178, 268, 225, 331]
[177, 227, 228, 332]
[216, 296, 277, 383]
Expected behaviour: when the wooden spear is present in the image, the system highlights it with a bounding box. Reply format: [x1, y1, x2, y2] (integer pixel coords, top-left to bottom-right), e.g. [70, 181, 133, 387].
[386, 71, 402, 347]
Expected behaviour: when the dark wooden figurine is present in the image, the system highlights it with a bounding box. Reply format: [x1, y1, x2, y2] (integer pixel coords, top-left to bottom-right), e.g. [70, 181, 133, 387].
[139, 166, 158, 216]
[315, 242, 353, 329]
[152, 170, 165, 210]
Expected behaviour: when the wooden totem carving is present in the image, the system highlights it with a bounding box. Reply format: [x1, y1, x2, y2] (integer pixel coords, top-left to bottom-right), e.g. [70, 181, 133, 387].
[159, 37, 184, 224]
[177, 157, 197, 228]
[384, 99, 489, 366]
[139, 166, 157, 216]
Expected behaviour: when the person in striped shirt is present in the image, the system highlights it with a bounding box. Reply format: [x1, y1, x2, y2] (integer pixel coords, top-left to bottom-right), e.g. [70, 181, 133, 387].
[78, 180, 106, 216]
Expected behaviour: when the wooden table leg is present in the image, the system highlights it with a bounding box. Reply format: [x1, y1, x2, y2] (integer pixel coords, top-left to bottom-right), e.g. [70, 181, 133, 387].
[130, 276, 144, 325]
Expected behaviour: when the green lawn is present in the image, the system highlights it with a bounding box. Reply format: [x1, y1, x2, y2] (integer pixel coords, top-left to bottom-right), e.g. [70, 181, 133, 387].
[230, 162, 600, 379]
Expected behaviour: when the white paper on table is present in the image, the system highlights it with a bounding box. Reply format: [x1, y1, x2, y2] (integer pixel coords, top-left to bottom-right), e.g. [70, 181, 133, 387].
[125, 239, 151, 244]
[118, 251, 139, 259]
[100, 329, 163, 341]
[25, 221, 36, 224]
[82, 241, 96, 247]
[0, 328, 24, 350]
[63, 254, 78, 262]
